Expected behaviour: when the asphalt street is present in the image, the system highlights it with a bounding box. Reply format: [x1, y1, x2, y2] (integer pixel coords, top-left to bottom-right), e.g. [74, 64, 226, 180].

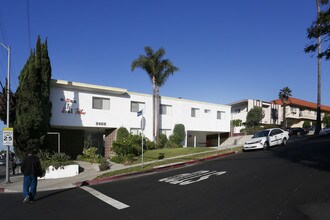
[0, 136, 330, 220]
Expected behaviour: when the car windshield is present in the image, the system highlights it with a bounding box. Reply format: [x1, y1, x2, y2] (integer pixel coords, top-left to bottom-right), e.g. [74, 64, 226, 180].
[252, 130, 270, 138]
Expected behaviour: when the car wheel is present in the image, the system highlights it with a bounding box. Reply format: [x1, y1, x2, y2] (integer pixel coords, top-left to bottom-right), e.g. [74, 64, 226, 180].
[282, 138, 287, 146]
[263, 142, 269, 149]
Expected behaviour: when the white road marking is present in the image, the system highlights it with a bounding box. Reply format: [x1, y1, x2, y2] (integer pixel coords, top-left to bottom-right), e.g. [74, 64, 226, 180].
[81, 186, 129, 210]
[159, 170, 227, 185]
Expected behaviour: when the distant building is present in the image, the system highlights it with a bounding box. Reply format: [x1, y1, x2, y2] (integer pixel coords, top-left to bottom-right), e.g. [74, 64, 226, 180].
[48, 79, 231, 158]
[272, 97, 330, 128]
[229, 99, 280, 134]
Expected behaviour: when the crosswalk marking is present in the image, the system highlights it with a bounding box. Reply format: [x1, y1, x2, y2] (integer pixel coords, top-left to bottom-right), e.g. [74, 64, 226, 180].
[81, 186, 129, 210]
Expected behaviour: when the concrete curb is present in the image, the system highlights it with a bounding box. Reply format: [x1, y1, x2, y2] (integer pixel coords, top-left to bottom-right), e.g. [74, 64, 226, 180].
[75, 151, 238, 187]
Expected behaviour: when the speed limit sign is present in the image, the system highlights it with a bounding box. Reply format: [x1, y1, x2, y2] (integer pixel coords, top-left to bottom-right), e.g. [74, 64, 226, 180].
[3, 127, 13, 146]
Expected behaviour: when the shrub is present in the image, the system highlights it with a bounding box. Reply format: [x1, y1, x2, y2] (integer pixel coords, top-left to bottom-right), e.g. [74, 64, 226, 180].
[116, 127, 129, 141]
[303, 121, 311, 128]
[37, 150, 51, 161]
[51, 152, 71, 162]
[39, 151, 74, 171]
[168, 124, 185, 147]
[157, 134, 168, 148]
[83, 147, 99, 159]
[110, 155, 123, 163]
[146, 139, 156, 150]
[99, 158, 110, 171]
[158, 153, 165, 159]
[124, 153, 135, 164]
[246, 107, 264, 127]
[167, 140, 181, 148]
[112, 134, 143, 158]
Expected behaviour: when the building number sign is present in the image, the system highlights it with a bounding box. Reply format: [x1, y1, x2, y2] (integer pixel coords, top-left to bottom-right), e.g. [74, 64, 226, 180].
[96, 122, 106, 126]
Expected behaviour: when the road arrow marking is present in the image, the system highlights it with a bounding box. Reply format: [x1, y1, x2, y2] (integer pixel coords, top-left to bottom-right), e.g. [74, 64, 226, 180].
[81, 186, 129, 210]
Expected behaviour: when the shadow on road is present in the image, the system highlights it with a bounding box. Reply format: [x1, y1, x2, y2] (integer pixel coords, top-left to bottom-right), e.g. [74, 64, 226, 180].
[269, 136, 330, 173]
[37, 187, 76, 201]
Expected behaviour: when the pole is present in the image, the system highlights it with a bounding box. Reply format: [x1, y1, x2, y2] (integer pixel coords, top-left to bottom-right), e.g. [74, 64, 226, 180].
[315, 0, 322, 135]
[141, 130, 144, 169]
[0, 42, 11, 183]
[140, 115, 145, 169]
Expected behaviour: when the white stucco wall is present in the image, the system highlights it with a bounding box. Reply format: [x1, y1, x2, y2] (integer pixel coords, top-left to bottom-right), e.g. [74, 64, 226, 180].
[50, 80, 231, 142]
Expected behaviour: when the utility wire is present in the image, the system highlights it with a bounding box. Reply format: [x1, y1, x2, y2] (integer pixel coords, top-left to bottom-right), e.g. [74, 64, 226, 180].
[26, 0, 32, 50]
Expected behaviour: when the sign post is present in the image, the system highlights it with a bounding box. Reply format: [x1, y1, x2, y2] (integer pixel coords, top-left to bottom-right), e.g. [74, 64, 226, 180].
[3, 127, 13, 183]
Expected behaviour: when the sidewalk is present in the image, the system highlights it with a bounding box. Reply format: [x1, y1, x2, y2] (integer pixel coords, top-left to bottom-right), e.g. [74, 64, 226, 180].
[0, 145, 239, 193]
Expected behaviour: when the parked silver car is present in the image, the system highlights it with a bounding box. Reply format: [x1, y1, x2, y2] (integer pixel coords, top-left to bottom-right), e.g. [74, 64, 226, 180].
[243, 128, 289, 151]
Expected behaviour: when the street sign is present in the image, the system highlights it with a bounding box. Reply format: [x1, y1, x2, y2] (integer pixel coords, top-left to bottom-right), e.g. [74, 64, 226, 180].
[140, 116, 146, 131]
[3, 127, 13, 146]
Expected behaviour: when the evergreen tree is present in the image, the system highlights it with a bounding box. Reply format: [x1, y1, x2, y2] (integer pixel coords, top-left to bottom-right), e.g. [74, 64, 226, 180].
[14, 36, 52, 154]
[0, 79, 16, 126]
[246, 107, 264, 128]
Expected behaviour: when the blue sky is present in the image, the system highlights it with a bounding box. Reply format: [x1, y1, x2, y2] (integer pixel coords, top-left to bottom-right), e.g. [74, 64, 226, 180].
[0, 0, 329, 108]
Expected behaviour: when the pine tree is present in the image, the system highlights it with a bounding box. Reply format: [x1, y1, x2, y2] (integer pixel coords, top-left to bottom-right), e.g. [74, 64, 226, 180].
[0, 79, 16, 126]
[14, 36, 52, 154]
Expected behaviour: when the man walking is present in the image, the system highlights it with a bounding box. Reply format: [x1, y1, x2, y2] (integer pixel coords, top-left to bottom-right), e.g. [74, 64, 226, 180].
[21, 150, 43, 203]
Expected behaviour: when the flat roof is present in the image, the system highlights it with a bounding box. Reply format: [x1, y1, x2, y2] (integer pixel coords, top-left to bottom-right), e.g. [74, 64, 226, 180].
[51, 79, 128, 95]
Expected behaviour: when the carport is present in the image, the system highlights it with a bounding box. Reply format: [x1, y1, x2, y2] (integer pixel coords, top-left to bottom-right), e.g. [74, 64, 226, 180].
[185, 131, 229, 147]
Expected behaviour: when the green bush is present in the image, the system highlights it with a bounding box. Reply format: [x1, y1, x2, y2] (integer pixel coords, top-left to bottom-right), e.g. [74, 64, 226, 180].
[116, 127, 129, 141]
[157, 134, 168, 148]
[39, 151, 74, 171]
[99, 158, 110, 171]
[303, 121, 311, 128]
[83, 147, 99, 159]
[167, 140, 181, 148]
[51, 152, 71, 162]
[112, 134, 143, 158]
[146, 139, 156, 150]
[158, 153, 165, 159]
[37, 150, 51, 161]
[125, 153, 135, 164]
[168, 124, 185, 147]
[110, 155, 123, 163]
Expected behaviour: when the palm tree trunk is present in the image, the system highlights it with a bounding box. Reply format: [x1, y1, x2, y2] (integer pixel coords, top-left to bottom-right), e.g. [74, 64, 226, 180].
[155, 85, 160, 142]
[283, 104, 287, 129]
[315, 0, 322, 135]
[152, 79, 156, 141]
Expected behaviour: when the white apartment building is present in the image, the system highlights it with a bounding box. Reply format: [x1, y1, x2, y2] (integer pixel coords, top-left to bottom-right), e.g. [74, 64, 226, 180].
[229, 99, 280, 134]
[49, 79, 231, 158]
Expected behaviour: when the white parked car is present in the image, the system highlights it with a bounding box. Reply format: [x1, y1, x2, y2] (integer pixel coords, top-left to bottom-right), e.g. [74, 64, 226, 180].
[243, 128, 289, 151]
[320, 125, 330, 136]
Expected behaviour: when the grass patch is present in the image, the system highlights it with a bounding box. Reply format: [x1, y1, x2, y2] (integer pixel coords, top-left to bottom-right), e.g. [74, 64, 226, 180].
[135, 147, 214, 163]
[97, 146, 242, 179]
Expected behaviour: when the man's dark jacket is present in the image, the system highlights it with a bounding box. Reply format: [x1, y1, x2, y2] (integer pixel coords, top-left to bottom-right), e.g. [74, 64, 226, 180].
[21, 155, 42, 177]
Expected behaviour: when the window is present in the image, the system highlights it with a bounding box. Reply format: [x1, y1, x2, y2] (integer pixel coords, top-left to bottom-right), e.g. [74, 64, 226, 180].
[191, 108, 199, 117]
[131, 101, 145, 112]
[204, 109, 211, 113]
[92, 97, 110, 110]
[217, 111, 225, 119]
[160, 129, 171, 137]
[235, 109, 241, 114]
[130, 128, 142, 135]
[160, 105, 172, 115]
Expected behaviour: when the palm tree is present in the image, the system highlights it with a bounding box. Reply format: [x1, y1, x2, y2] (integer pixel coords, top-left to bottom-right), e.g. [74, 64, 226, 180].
[132, 46, 179, 141]
[278, 87, 292, 129]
